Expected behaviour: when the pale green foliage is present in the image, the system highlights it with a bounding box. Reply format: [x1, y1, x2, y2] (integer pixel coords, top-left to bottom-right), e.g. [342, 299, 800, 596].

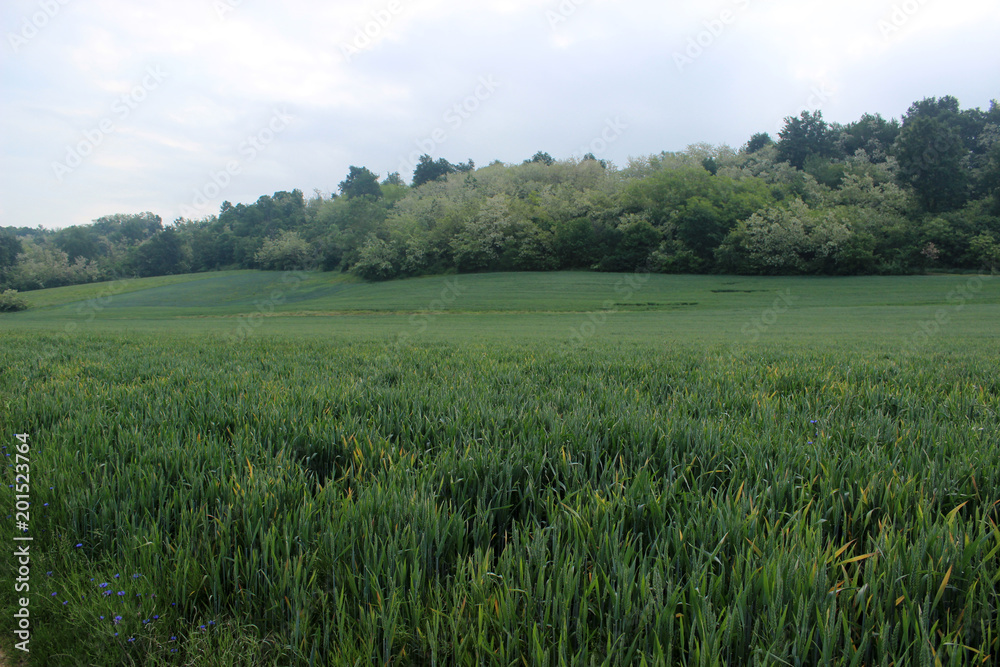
[9, 239, 102, 290]
[0, 288, 28, 312]
[450, 194, 515, 271]
[722, 199, 852, 273]
[968, 232, 1000, 270]
[254, 230, 313, 271]
[351, 235, 398, 280]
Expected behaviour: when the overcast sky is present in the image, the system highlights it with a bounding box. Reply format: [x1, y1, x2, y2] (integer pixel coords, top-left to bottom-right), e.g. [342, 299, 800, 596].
[2, 0, 998, 230]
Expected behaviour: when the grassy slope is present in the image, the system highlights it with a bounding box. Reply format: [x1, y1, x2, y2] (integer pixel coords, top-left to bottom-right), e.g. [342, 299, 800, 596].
[2, 270, 998, 345]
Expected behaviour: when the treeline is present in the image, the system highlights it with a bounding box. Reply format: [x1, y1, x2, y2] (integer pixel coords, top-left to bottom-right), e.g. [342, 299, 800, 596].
[2, 95, 999, 292]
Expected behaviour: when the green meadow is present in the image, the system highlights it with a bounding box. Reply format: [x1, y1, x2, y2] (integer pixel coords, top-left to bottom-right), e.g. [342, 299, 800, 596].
[1, 271, 999, 665]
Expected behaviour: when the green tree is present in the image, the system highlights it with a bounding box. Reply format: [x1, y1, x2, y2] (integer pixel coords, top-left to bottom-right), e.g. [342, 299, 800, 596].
[893, 116, 968, 213]
[255, 230, 313, 270]
[777, 111, 835, 169]
[133, 228, 185, 277]
[412, 155, 456, 187]
[525, 151, 554, 166]
[339, 166, 382, 200]
[840, 113, 900, 161]
[0, 229, 22, 283]
[745, 132, 774, 154]
[351, 235, 398, 280]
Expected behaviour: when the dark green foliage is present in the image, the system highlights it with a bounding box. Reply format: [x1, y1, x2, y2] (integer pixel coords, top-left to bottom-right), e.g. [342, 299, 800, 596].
[412, 154, 456, 187]
[0, 228, 22, 278]
[338, 166, 382, 200]
[745, 132, 773, 153]
[525, 150, 555, 165]
[777, 110, 836, 169]
[840, 113, 900, 160]
[132, 227, 184, 277]
[894, 115, 969, 213]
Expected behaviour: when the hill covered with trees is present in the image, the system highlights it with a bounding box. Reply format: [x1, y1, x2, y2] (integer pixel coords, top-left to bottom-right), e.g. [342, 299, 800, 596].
[2, 95, 998, 292]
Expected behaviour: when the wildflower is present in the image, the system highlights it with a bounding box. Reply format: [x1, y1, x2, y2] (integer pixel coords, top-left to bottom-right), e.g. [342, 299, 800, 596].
[75, 543, 83, 547]
[118, 591, 125, 596]
[99, 583, 109, 588]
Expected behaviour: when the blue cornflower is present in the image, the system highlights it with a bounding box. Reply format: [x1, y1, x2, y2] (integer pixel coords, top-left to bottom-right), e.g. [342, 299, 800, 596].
[99, 583, 109, 588]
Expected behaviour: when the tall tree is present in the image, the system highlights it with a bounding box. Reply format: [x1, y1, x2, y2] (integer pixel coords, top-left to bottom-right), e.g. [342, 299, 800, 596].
[744, 132, 774, 154]
[412, 155, 456, 187]
[893, 116, 969, 213]
[777, 111, 835, 169]
[0, 229, 22, 282]
[339, 166, 382, 200]
[525, 151, 555, 166]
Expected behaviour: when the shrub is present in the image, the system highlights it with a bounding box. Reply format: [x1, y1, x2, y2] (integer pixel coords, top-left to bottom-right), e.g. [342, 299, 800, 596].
[0, 289, 28, 312]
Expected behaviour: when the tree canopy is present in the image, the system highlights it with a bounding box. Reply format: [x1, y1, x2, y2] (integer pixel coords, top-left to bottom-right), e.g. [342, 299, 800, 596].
[3, 95, 998, 291]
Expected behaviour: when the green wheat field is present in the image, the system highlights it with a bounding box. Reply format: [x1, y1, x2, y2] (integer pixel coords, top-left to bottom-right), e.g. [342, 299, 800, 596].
[2, 271, 999, 666]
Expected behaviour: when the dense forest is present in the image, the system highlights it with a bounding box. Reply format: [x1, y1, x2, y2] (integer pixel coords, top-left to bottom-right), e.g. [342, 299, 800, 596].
[2, 95, 999, 294]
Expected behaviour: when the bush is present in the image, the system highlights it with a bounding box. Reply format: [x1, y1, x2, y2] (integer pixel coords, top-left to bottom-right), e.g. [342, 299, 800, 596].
[0, 289, 28, 312]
